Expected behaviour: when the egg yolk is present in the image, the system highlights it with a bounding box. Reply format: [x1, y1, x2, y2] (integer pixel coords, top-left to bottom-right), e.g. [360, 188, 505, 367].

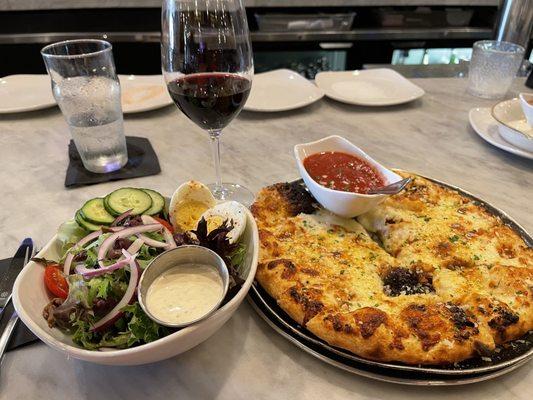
[174, 200, 209, 231]
[205, 215, 226, 233]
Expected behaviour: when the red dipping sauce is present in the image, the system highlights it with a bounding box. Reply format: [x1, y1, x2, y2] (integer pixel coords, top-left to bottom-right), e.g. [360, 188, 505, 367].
[303, 151, 385, 194]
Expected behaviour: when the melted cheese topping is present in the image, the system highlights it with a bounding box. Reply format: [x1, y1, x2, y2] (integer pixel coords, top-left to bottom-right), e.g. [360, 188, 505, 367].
[252, 175, 533, 365]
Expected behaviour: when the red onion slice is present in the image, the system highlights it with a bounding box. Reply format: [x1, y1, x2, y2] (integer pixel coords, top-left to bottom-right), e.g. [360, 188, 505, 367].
[123, 238, 145, 257]
[141, 215, 176, 250]
[97, 224, 162, 268]
[137, 234, 167, 248]
[111, 209, 133, 227]
[162, 227, 177, 250]
[63, 230, 102, 276]
[75, 257, 129, 277]
[91, 253, 139, 332]
[140, 215, 156, 225]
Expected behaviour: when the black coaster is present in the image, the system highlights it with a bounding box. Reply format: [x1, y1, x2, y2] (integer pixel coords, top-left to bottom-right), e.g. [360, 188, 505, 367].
[0, 258, 39, 351]
[65, 136, 161, 188]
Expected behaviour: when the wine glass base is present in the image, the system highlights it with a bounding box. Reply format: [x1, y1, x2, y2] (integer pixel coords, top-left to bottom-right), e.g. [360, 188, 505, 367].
[206, 182, 255, 207]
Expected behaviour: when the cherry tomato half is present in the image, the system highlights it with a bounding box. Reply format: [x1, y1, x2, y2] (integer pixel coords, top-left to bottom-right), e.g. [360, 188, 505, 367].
[153, 216, 174, 233]
[44, 265, 68, 299]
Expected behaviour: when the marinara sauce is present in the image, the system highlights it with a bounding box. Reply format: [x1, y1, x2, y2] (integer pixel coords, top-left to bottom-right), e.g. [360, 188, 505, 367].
[303, 151, 385, 193]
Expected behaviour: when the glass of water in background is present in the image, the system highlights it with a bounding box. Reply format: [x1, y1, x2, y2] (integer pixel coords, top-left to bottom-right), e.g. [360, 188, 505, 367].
[41, 39, 128, 173]
[467, 40, 525, 99]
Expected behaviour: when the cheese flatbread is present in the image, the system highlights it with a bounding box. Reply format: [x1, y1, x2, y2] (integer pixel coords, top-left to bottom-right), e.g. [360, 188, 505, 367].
[252, 175, 532, 365]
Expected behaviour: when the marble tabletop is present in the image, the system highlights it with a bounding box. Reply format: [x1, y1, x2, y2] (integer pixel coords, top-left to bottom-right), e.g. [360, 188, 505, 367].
[0, 77, 532, 399]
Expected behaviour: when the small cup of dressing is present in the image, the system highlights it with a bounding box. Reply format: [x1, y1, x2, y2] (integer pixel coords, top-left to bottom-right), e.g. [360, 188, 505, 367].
[138, 246, 229, 328]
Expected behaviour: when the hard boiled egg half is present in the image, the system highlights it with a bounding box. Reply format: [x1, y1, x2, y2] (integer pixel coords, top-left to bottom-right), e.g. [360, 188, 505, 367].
[169, 181, 216, 232]
[199, 201, 247, 244]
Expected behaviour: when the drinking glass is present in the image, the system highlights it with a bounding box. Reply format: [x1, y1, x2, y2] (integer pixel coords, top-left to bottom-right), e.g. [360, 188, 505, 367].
[41, 39, 128, 173]
[162, 0, 254, 205]
[467, 40, 525, 99]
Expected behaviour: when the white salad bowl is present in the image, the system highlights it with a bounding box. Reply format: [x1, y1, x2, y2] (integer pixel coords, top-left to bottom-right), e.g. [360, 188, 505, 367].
[294, 135, 403, 218]
[491, 98, 533, 152]
[12, 208, 259, 366]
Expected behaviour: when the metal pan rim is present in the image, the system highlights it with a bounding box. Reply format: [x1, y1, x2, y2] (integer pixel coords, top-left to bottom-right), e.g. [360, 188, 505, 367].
[248, 290, 532, 386]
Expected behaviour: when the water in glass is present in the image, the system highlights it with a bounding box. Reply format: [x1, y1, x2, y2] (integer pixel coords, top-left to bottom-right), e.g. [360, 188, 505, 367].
[41, 39, 128, 174]
[54, 76, 127, 173]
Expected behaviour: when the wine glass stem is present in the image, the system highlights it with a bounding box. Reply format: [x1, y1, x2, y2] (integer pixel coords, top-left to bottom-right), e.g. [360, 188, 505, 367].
[209, 130, 223, 192]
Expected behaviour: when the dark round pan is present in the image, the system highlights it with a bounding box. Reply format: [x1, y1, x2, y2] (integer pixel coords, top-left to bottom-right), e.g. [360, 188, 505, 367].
[248, 173, 533, 379]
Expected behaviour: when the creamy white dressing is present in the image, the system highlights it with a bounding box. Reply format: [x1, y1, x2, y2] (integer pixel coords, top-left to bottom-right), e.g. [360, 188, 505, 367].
[146, 263, 223, 325]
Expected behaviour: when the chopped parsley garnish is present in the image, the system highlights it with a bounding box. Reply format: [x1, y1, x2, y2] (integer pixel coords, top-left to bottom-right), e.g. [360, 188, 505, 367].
[449, 235, 460, 243]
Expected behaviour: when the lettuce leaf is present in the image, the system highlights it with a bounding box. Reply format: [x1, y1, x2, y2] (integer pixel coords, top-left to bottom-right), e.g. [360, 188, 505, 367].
[121, 303, 169, 345]
[57, 219, 88, 257]
[142, 231, 166, 242]
[70, 302, 169, 349]
[72, 320, 99, 350]
[228, 242, 247, 274]
[87, 247, 99, 268]
[86, 273, 127, 306]
[135, 244, 160, 269]
[66, 274, 92, 309]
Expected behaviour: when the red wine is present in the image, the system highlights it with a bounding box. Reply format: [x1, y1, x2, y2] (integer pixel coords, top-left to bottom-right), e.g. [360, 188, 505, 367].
[167, 73, 251, 131]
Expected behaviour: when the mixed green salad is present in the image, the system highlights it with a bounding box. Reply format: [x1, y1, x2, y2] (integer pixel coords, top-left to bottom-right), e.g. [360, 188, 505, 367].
[37, 187, 247, 350]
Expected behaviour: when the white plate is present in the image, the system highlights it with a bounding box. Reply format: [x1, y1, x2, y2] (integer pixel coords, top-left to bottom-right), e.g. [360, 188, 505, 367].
[119, 75, 173, 114]
[244, 69, 323, 112]
[315, 68, 425, 106]
[469, 107, 533, 160]
[0, 74, 56, 113]
[12, 205, 259, 366]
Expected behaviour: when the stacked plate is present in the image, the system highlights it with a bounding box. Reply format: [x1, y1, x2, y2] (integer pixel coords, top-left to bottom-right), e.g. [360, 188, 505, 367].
[248, 177, 533, 386]
[0, 75, 56, 114]
[118, 74, 173, 113]
[315, 68, 425, 106]
[0, 74, 172, 114]
[244, 69, 324, 112]
[244, 68, 424, 113]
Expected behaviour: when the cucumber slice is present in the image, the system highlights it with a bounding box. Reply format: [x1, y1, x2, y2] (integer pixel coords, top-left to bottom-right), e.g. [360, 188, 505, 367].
[75, 210, 102, 231]
[141, 189, 165, 215]
[103, 195, 120, 217]
[80, 198, 115, 225]
[106, 188, 153, 216]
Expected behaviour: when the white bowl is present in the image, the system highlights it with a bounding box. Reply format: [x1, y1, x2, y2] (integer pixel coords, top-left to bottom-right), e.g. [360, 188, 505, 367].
[294, 135, 403, 218]
[519, 92, 533, 126]
[12, 208, 258, 366]
[492, 98, 533, 152]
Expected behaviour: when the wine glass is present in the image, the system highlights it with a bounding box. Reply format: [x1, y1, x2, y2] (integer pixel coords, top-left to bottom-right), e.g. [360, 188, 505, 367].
[162, 0, 254, 205]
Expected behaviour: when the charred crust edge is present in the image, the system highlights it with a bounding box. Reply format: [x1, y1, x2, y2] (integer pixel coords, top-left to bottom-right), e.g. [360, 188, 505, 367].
[273, 182, 317, 216]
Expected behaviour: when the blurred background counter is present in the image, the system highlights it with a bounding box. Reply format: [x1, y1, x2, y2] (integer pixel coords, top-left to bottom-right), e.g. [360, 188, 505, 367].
[1, 0, 531, 78]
